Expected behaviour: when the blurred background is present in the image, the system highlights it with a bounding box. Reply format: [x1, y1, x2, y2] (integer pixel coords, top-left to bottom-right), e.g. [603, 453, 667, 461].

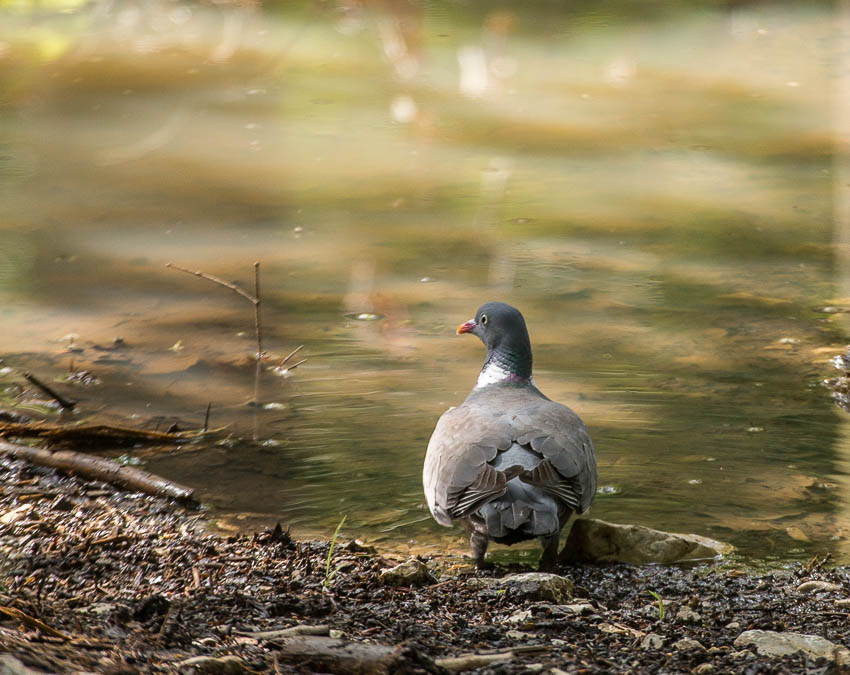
[1, 0, 849, 566]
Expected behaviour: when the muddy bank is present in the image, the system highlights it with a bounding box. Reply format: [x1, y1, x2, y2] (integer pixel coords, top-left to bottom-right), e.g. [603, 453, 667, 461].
[1, 455, 849, 674]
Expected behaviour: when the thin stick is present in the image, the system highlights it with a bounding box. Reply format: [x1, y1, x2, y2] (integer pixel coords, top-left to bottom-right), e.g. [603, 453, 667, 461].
[284, 358, 307, 371]
[22, 372, 76, 410]
[0, 604, 69, 640]
[253, 261, 262, 360]
[280, 345, 303, 365]
[253, 261, 263, 410]
[203, 402, 212, 433]
[166, 262, 258, 305]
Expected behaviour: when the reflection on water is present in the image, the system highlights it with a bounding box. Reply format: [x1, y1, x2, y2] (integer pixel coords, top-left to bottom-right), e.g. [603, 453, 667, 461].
[1, 0, 848, 564]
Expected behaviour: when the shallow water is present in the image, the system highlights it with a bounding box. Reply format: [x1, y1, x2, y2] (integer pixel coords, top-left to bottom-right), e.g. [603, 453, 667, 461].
[1, 0, 849, 564]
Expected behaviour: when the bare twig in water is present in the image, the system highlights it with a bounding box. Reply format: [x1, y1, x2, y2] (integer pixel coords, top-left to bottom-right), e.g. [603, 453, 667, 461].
[166, 261, 266, 408]
[253, 261, 263, 406]
[166, 262, 258, 305]
[280, 344, 303, 364]
[279, 345, 307, 372]
[22, 372, 76, 410]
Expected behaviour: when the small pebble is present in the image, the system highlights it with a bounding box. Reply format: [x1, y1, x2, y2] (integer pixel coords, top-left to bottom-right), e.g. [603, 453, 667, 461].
[673, 637, 706, 653]
[641, 633, 664, 650]
[693, 664, 715, 674]
[676, 606, 702, 624]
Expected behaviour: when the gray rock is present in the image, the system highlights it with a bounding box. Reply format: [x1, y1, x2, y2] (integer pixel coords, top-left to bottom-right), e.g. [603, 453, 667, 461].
[734, 630, 850, 662]
[378, 559, 436, 586]
[673, 637, 706, 653]
[561, 518, 732, 564]
[795, 580, 842, 595]
[693, 664, 715, 675]
[726, 621, 741, 631]
[641, 633, 665, 650]
[676, 606, 702, 624]
[500, 572, 574, 603]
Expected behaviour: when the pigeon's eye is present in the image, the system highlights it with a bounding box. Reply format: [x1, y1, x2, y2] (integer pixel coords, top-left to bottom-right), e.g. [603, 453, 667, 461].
[480, 314, 488, 325]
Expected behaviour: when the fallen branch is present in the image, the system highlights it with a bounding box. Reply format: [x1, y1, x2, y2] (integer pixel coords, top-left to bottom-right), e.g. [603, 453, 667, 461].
[0, 605, 70, 640]
[0, 440, 195, 502]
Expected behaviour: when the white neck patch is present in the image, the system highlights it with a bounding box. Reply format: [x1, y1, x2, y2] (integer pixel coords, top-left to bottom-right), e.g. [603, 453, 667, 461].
[475, 361, 511, 388]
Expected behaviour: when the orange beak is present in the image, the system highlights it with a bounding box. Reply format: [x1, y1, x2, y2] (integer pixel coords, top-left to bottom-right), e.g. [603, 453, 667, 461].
[457, 320, 476, 334]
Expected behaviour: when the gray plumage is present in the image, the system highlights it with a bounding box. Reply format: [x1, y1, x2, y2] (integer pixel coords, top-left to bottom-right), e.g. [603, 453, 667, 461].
[423, 302, 597, 569]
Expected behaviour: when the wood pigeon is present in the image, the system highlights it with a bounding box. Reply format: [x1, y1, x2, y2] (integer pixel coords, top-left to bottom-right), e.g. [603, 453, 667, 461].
[423, 302, 597, 569]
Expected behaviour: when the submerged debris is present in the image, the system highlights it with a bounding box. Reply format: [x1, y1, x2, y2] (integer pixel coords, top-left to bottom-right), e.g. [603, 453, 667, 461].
[0, 456, 848, 673]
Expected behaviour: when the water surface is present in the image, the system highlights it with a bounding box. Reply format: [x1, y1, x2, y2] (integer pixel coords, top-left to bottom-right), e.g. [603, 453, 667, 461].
[1, 0, 849, 565]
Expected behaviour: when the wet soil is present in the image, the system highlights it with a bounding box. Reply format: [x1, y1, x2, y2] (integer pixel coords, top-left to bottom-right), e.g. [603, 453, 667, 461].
[1, 455, 849, 674]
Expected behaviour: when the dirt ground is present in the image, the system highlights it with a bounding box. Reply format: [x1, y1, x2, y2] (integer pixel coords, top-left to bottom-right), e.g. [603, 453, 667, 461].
[1, 454, 849, 674]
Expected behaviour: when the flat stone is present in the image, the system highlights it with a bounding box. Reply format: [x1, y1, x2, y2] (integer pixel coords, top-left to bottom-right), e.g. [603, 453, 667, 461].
[562, 602, 594, 616]
[505, 629, 538, 640]
[734, 630, 847, 662]
[641, 633, 664, 650]
[378, 559, 435, 586]
[673, 637, 706, 653]
[796, 580, 842, 595]
[499, 572, 573, 603]
[835, 598, 850, 608]
[503, 609, 533, 625]
[561, 518, 732, 564]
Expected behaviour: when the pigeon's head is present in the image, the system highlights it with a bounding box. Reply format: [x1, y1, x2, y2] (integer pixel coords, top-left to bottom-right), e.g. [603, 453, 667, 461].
[457, 302, 532, 376]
